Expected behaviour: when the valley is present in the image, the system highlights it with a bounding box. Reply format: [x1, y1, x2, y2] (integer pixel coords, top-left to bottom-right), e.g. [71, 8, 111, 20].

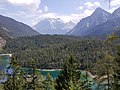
[0, 1, 120, 89]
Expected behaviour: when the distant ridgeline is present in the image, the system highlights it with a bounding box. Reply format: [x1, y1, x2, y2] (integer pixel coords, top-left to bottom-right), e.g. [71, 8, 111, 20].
[3, 35, 116, 69]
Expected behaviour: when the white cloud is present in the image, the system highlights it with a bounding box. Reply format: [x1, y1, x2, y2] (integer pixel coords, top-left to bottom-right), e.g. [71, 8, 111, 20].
[0, 0, 104, 27]
[105, 0, 120, 13]
[1, 0, 41, 11]
[77, 2, 101, 11]
[110, 0, 120, 11]
[32, 13, 73, 24]
[34, 11, 94, 24]
[76, 6, 83, 10]
[59, 15, 73, 23]
[3, 0, 99, 26]
[74, 1, 100, 23]
[0, 4, 6, 10]
[39, 13, 57, 19]
[84, 2, 101, 10]
[0, 0, 42, 26]
[33, 1, 98, 25]
[31, 13, 57, 25]
[84, 9, 94, 15]
[69, 10, 94, 23]
[111, 0, 120, 7]
[44, 5, 48, 12]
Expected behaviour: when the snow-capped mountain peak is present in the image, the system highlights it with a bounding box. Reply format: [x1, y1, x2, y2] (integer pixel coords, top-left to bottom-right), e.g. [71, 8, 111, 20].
[33, 18, 76, 35]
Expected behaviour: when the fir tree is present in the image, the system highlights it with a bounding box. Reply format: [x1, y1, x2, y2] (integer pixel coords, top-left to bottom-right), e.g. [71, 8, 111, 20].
[112, 46, 120, 90]
[94, 52, 114, 90]
[43, 73, 55, 90]
[4, 56, 25, 90]
[26, 59, 44, 90]
[55, 56, 81, 90]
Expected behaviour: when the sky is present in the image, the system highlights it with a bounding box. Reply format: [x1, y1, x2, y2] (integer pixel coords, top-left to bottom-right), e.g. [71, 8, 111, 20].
[0, 0, 120, 26]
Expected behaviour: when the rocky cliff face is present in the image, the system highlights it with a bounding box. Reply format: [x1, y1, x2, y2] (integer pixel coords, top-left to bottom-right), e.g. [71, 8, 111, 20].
[0, 37, 6, 48]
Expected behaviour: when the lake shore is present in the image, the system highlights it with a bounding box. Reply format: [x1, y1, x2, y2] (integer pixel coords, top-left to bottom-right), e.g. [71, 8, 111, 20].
[38, 69, 61, 71]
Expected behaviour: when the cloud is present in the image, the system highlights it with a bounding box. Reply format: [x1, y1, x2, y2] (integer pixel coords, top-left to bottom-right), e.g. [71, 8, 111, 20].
[77, 2, 101, 11]
[33, 1, 99, 25]
[39, 13, 57, 19]
[0, 0, 42, 26]
[0, 4, 6, 10]
[31, 13, 57, 25]
[0, 0, 41, 11]
[110, 0, 120, 11]
[69, 10, 94, 23]
[75, 1, 100, 19]
[0, 0, 102, 27]
[105, 0, 120, 13]
[111, 0, 120, 7]
[76, 6, 83, 10]
[44, 5, 48, 12]
[73, 1, 100, 23]
[84, 2, 101, 10]
[84, 9, 94, 15]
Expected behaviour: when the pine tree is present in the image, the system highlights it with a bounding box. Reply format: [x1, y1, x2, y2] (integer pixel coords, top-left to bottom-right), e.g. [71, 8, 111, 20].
[55, 56, 81, 90]
[94, 52, 114, 90]
[43, 73, 55, 90]
[4, 56, 25, 90]
[0, 84, 4, 90]
[112, 46, 120, 90]
[26, 59, 44, 90]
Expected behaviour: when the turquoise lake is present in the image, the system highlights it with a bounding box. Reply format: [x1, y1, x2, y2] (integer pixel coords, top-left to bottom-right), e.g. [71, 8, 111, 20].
[39, 70, 97, 90]
[39, 70, 60, 78]
[0, 54, 10, 71]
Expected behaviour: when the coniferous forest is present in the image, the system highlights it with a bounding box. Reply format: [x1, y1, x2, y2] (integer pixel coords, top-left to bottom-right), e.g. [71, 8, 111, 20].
[3, 35, 113, 69]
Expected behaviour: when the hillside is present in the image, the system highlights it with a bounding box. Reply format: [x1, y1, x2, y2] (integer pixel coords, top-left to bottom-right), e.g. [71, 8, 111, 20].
[0, 15, 39, 38]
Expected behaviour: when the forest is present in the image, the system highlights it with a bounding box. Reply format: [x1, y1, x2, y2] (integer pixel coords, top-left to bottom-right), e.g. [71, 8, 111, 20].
[2, 35, 114, 69]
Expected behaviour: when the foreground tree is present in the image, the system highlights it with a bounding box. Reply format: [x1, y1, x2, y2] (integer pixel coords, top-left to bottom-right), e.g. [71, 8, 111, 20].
[25, 59, 44, 90]
[94, 51, 114, 90]
[55, 56, 81, 90]
[4, 56, 25, 90]
[106, 32, 120, 89]
[43, 73, 55, 90]
[112, 46, 120, 90]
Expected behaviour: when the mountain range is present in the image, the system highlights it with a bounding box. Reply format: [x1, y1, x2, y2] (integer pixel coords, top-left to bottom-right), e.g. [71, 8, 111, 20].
[0, 7, 120, 40]
[68, 7, 120, 36]
[0, 15, 39, 39]
[33, 18, 76, 35]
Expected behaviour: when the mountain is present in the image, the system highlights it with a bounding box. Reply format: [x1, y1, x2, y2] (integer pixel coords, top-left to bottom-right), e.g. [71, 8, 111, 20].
[0, 36, 6, 48]
[111, 7, 120, 19]
[67, 7, 111, 36]
[87, 7, 120, 36]
[82, 7, 120, 36]
[0, 15, 39, 38]
[33, 18, 76, 35]
[85, 17, 120, 36]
